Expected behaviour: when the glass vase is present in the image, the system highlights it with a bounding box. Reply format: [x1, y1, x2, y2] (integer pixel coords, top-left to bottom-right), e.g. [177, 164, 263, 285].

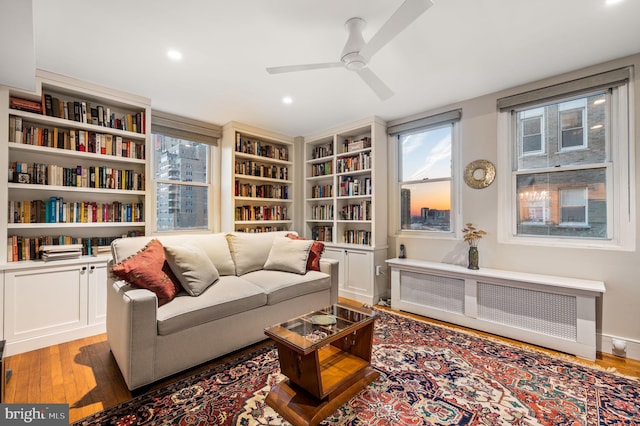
[468, 246, 479, 270]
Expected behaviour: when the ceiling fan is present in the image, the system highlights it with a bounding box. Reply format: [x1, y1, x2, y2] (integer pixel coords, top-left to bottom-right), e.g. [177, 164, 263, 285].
[266, 0, 434, 101]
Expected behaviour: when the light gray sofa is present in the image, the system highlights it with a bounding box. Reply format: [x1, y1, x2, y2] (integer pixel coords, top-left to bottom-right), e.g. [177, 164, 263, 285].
[107, 231, 338, 391]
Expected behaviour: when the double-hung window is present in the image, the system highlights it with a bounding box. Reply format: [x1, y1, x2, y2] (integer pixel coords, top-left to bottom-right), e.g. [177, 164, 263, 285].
[390, 110, 461, 235]
[151, 111, 221, 232]
[497, 67, 634, 250]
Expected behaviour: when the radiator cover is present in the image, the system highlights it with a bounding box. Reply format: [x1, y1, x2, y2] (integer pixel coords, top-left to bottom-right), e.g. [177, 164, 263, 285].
[387, 259, 605, 361]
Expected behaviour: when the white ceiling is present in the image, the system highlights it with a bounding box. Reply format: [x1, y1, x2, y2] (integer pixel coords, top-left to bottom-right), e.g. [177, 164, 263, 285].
[30, 0, 640, 137]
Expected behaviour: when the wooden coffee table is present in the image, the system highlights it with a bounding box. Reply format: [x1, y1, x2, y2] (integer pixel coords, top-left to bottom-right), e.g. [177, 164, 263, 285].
[264, 303, 379, 426]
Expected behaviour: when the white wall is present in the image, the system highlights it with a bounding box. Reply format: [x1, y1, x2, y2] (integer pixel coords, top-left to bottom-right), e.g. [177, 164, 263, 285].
[387, 53, 640, 358]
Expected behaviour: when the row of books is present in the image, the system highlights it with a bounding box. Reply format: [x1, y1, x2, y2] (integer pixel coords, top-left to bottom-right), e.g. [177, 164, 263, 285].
[234, 181, 289, 199]
[235, 134, 289, 161]
[312, 226, 333, 243]
[10, 95, 146, 134]
[9, 116, 145, 159]
[10, 161, 145, 191]
[310, 161, 333, 177]
[343, 229, 372, 245]
[311, 184, 334, 199]
[235, 226, 288, 233]
[235, 160, 289, 180]
[235, 205, 289, 222]
[9, 198, 144, 224]
[338, 176, 372, 197]
[336, 152, 371, 173]
[340, 201, 372, 221]
[6, 233, 142, 262]
[310, 142, 333, 160]
[310, 204, 334, 221]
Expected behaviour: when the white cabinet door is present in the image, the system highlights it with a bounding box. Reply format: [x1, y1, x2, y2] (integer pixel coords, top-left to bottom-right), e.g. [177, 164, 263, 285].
[88, 261, 108, 325]
[323, 247, 376, 304]
[4, 263, 87, 342]
[344, 249, 373, 296]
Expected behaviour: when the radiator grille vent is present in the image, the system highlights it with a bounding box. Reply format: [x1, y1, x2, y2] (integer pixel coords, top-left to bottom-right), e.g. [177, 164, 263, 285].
[400, 271, 464, 314]
[477, 282, 577, 340]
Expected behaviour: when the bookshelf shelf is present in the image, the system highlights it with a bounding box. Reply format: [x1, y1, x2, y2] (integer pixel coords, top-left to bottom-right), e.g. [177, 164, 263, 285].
[7, 222, 146, 229]
[9, 142, 146, 165]
[9, 109, 146, 141]
[235, 196, 293, 203]
[8, 183, 145, 196]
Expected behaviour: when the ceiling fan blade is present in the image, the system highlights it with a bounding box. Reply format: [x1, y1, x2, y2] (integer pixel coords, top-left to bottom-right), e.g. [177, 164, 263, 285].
[266, 62, 344, 74]
[360, 0, 434, 60]
[356, 68, 394, 101]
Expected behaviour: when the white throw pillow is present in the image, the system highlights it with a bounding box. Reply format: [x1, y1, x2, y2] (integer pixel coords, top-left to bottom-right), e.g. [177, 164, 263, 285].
[164, 243, 220, 296]
[226, 231, 292, 275]
[263, 236, 313, 274]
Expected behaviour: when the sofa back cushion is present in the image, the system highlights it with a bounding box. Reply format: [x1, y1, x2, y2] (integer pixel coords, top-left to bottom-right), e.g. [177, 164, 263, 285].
[111, 233, 236, 276]
[226, 231, 294, 275]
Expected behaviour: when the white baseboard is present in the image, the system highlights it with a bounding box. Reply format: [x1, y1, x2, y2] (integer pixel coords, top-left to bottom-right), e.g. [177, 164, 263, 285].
[598, 333, 640, 361]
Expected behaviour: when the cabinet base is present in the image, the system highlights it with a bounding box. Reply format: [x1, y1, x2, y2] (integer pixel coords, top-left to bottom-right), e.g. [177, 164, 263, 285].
[265, 366, 379, 426]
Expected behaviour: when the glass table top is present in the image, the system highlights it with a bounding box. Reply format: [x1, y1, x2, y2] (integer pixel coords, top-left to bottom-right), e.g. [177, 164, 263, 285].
[264, 303, 378, 352]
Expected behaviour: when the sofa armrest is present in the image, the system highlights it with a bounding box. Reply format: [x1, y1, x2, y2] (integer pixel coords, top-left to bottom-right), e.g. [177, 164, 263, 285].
[319, 258, 339, 305]
[106, 276, 158, 390]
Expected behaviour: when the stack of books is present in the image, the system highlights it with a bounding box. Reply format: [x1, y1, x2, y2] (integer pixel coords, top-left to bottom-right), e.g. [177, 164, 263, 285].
[39, 244, 83, 261]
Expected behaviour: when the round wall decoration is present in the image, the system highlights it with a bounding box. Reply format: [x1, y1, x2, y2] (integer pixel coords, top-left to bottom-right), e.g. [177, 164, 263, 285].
[464, 160, 496, 189]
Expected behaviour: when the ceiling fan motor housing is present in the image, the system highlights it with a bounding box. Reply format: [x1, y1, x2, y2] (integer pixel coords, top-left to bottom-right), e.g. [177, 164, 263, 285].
[341, 18, 368, 70]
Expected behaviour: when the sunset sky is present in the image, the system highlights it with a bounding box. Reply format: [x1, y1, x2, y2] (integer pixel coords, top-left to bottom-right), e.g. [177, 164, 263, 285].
[400, 125, 452, 215]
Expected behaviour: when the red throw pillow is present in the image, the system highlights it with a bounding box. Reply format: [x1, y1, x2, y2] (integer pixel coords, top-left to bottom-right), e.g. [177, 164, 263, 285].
[111, 239, 181, 305]
[286, 233, 324, 271]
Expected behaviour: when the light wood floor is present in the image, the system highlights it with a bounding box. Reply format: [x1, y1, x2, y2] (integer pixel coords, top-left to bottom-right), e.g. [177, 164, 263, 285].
[4, 302, 640, 424]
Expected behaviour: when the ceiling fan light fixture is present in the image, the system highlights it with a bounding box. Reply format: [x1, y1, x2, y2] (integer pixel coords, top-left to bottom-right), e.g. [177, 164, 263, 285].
[342, 52, 367, 70]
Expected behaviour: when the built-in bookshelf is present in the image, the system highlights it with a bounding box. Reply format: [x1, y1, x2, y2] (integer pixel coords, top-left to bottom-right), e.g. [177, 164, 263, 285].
[221, 122, 294, 233]
[0, 70, 151, 355]
[303, 117, 388, 305]
[1, 70, 151, 262]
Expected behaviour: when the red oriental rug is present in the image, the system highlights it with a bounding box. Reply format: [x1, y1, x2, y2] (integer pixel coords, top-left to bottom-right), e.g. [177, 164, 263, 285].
[75, 310, 640, 425]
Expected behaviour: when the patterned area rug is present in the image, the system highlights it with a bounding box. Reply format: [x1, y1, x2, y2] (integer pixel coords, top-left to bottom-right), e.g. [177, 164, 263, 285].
[75, 310, 640, 425]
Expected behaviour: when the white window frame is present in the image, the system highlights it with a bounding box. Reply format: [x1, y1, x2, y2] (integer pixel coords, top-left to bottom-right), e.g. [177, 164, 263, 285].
[497, 73, 635, 251]
[558, 98, 587, 151]
[559, 187, 589, 227]
[388, 110, 462, 240]
[519, 107, 545, 156]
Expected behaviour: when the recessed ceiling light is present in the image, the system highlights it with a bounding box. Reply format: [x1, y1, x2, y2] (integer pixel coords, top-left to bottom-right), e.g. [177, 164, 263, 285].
[282, 96, 293, 104]
[167, 49, 182, 60]
[605, 0, 623, 5]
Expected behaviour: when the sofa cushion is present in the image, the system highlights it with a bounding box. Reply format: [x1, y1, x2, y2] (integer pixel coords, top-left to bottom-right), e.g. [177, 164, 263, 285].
[264, 237, 313, 274]
[178, 234, 236, 276]
[111, 239, 181, 305]
[156, 276, 267, 336]
[164, 243, 220, 296]
[286, 233, 324, 271]
[241, 269, 331, 305]
[226, 231, 293, 275]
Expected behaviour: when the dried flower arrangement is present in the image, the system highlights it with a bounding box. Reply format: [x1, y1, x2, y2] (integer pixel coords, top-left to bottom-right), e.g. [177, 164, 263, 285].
[462, 223, 487, 247]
